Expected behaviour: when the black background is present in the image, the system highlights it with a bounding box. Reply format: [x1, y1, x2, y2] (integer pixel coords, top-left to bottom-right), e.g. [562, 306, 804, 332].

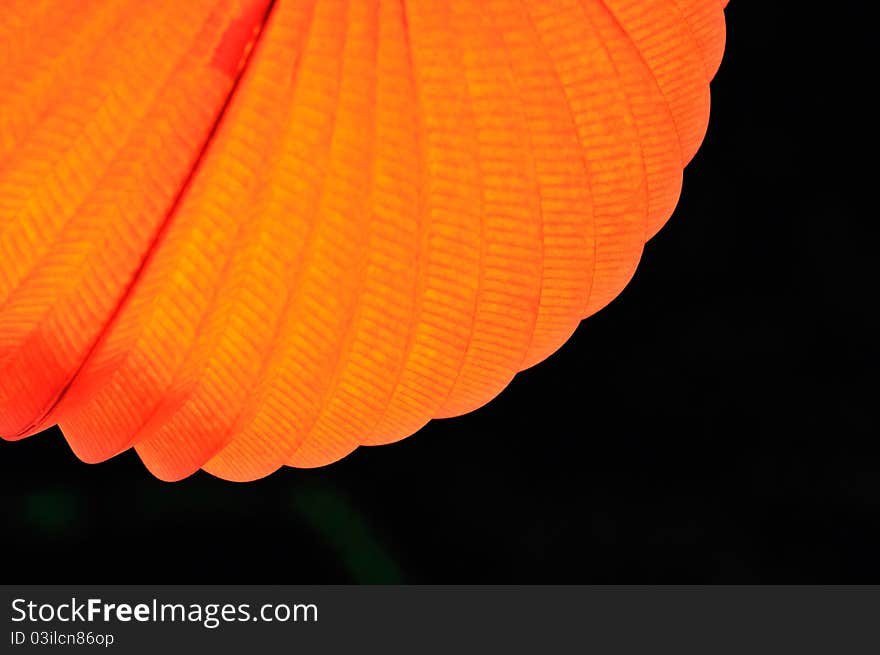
[2, 3, 875, 583]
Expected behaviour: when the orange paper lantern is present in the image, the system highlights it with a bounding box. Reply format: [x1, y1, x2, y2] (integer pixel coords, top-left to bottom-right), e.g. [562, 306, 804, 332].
[0, 0, 727, 480]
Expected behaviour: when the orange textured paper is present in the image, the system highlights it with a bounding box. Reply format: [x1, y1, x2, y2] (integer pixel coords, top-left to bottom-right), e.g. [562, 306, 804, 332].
[0, 0, 727, 481]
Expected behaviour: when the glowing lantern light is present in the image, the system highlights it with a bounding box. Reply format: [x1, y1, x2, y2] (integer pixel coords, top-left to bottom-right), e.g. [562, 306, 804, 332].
[0, 0, 728, 480]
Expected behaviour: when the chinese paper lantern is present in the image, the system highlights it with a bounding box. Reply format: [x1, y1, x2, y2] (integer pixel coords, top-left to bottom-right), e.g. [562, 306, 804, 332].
[0, 0, 728, 481]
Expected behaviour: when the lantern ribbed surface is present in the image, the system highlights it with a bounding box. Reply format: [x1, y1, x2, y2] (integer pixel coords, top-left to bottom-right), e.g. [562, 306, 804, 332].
[0, 0, 728, 480]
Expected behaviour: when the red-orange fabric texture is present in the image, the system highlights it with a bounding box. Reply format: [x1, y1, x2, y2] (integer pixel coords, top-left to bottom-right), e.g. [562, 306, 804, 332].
[0, 0, 728, 481]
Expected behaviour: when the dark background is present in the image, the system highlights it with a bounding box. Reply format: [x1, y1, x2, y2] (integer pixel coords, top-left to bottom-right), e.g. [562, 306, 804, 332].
[2, 3, 875, 583]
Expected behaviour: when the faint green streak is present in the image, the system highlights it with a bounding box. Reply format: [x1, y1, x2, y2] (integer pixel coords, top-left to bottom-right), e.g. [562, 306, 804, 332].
[292, 488, 402, 584]
[22, 491, 79, 536]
